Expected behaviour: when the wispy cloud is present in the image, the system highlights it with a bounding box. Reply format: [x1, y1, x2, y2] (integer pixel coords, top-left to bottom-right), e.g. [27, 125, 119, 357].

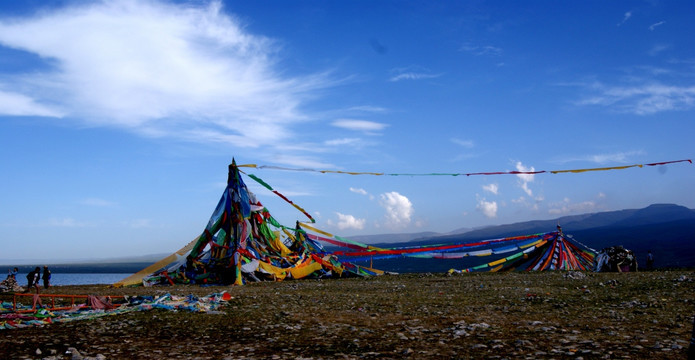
[80, 198, 116, 207]
[586, 151, 643, 164]
[0, 90, 64, 117]
[0, 0, 331, 149]
[553, 150, 645, 164]
[460, 44, 503, 57]
[511, 195, 542, 211]
[270, 154, 334, 169]
[577, 82, 695, 115]
[47, 218, 89, 228]
[127, 219, 153, 229]
[331, 119, 388, 133]
[649, 21, 665, 31]
[648, 44, 670, 57]
[617, 11, 632, 26]
[349, 187, 368, 196]
[343, 105, 388, 113]
[548, 198, 600, 215]
[389, 72, 441, 82]
[451, 138, 474, 148]
[324, 138, 362, 146]
[389, 66, 441, 82]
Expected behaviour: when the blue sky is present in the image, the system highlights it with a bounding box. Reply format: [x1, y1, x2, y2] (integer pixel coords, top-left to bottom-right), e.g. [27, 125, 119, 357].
[1, 0, 694, 263]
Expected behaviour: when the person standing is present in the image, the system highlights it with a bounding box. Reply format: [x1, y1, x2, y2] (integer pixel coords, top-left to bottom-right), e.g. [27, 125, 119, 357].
[43, 266, 51, 289]
[646, 251, 654, 270]
[7, 267, 18, 280]
[25, 267, 40, 293]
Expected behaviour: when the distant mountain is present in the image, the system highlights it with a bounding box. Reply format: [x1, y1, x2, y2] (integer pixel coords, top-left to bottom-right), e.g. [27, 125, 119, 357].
[571, 218, 695, 268]
[411, 203, 695, 244]
[0, 253, 170, 274]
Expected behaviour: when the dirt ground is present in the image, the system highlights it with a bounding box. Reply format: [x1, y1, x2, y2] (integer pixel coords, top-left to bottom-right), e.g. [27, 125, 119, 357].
[1, 271, 694, 359]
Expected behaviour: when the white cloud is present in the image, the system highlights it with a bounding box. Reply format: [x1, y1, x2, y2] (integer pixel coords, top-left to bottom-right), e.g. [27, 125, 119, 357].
[344, 105, 388, 113]
[554, 150, 645, 164]
[460, 44, 503, 56]
[389, 66, 441, 82]
[80, 198, 116, 207]
[476, 198, 498, 218]
[515, 161, 535, 196]
[270, 154, 334, 169]
[331, 119, 388, 132]
[649, 21, 665, 31]
[379, 191, 413, 228]
[451, 138, 474, 148]
[324, 138, 361, 146]
[47, 218, 88, 228]
[0, 0, 329, 148]
[0, 90, 64, 117]
[482, 183, 499, 195]
[128, 219, 153, 228]
[511, 196, 526, 204]
[333, 212, 366, 230]
[511, 195, 541, 211]
[350, 187, 374, 200]
[648, 44, 670, 56]
[618, 11, 632, 26]
[589, 151, 644, 164]
[389, 72, 441, 82]
[349, 187, 368, 196]
[548, 198, 599, 215]
[577, 82, 695, 115]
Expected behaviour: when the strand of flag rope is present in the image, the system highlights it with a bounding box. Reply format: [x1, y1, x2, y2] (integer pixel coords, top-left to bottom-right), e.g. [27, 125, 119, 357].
[243, 173, 316, 223]
[239, 159, 692, 176]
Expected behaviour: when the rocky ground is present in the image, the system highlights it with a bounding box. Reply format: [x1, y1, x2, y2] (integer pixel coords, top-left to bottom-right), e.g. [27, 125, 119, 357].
[1, 271, 693, 359]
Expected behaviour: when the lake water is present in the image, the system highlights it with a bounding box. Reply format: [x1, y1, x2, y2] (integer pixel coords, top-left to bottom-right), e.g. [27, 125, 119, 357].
[14, 273, 132, 286]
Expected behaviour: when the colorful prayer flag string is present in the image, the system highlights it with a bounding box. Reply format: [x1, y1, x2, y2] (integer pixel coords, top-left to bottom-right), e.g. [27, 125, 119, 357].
[239, 159, 692, 177]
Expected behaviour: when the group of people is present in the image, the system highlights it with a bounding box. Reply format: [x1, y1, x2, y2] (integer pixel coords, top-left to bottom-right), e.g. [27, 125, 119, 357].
[6, 266, 52, 293]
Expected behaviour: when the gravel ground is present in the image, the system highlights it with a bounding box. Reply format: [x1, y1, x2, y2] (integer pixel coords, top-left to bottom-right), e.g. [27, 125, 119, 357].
[1, 271, 694, 359]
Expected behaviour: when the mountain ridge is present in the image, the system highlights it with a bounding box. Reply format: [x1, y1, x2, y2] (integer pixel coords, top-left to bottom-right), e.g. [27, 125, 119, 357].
[354, 203, 695, 246]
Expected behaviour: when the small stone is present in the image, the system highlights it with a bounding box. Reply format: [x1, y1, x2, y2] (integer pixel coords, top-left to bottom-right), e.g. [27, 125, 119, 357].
[35, 348, 42, 355]
[67, 347, 84, 360]
[514, 339, 533, 348]
[454, 329, 469, 337]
